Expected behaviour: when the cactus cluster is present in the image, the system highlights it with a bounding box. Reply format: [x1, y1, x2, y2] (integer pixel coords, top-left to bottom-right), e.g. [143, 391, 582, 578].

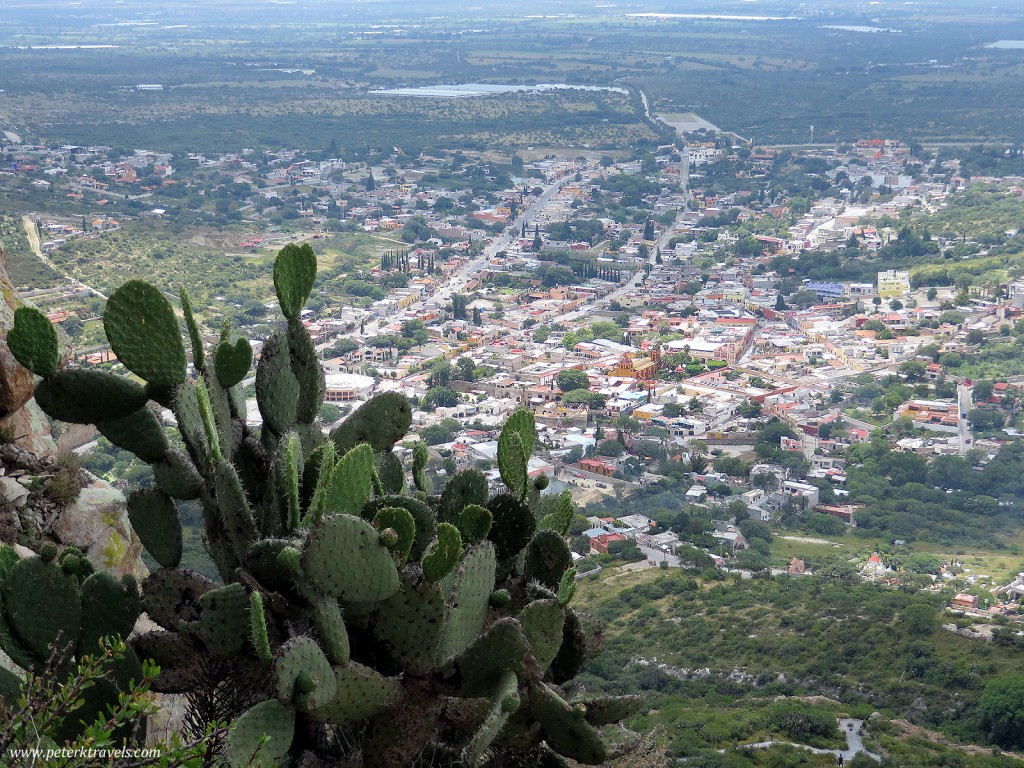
[6, 243, 642, 766]
[0, 542, 142, 742]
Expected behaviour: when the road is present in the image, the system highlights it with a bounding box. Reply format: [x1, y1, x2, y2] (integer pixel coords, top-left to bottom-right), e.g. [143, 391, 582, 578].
[958, 381, 973, 454]
[22, 215, 109, 300]
[557, 213, 677, 324]
[736, 719, 881, 764]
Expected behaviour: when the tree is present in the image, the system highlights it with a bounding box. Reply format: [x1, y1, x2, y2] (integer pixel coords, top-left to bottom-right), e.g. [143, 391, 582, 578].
[899, 361, 926, 381]
[901, 603, 935, 636]
[454, 356, 476, 382]
[663, 403, 684, 417]
[973, 379, 995, 402]
[534, 325, 550, 343]
[969, 408, 1005, 431]
[319, 403, 342, 423]
[421, 422, 457, 445]
[423, 386, 459, 410]
[643, 219, 654, 241]
[451, 293, 468, 320]
[790, 290, 821, 308]
[939, 352, 963, 368]
[61, 314, 83, 338]
[557, 369, 590, 393]
[980, 675, 1024, 748]
[427, 361, 452, 388]
[365, 170, 376, 191]
[902, 552, 942, 575]
[596, 439, 625, 457]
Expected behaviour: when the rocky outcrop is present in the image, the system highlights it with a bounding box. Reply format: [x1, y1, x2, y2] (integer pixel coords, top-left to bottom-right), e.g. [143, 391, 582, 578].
[0, 240, 145, 580]
[0, 258, 36, 420]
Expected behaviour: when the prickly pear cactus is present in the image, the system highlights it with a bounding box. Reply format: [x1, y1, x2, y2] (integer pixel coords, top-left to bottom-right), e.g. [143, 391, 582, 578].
[0, 543, 143, 740]
[8, 244, 642, 767]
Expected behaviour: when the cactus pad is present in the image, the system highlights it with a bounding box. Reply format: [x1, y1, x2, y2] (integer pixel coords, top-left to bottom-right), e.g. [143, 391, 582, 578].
[538, 491, 575, 537]
[256, 331, 300, 436]
[486, 494, 536, 561]
[214, 460, 259, 555]
[141, 567, 215, 630]
[376, 450, 405, 494]
[250, 591, 272, 664]
[371, 571, 444, 676]
[439, 469, 488, 524]
[497, 409, 535, 500]
[528, 682, 607, 765]
[287, 317, 325, 424]
[7, 306, 59, 377]
[330, 392, 412, 454]
[550, 608, 603, 685]
[437, 542, 496, 665]
[179, 288, 205, 372]
[310, 661, 402, 724]
[518, 599, 564, 674]
[35, 369, 149, 424]
[130, 630, 198, 694]
[172, 380, 210, 461]
[302, 514, 400, 602]
[422, 523, 463, 582]
[273, 242, 317, 320]
[274, 432, 304, 530]
[362, 496, 436, 561]
[2, 555, 82, 659]
[458, 617, 530, 698]
[412, 441, 431, 494]
[226, 698, 296, 768]
[458, 504, 493, 543]
[326, 443, 374, 517]
[127, 489, 182, 568]
[103, 279, 187, 387]
[192, 582, 250, 658]
[462, 670, 519, 766]
[78, 572, 141, 657]
[97, 405, 169, 463]
[524, 530, 572, 591]
[274, 636, 336, 711]
[215, 337, 253, 389]
[310, 592, 350, 665]
[244, 538, 299, 593]
[372, 507, 417, 565]
[152, 449, 204, 500]
[576, 694, 645, 726]
[557, 568, 577, 607]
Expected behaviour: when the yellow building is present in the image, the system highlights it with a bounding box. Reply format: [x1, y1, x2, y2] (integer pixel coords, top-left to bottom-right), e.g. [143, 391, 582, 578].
[877, 270, 910, 298]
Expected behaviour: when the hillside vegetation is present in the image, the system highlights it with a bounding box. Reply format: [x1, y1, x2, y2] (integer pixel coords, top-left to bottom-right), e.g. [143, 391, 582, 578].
[574, 567, 1024, 766]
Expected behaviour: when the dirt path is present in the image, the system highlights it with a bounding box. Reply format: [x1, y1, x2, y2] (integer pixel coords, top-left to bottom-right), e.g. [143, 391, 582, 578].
[21, 214, 108, 299]
[779, 535, 840, 546]
[891, 720, 1024, 761]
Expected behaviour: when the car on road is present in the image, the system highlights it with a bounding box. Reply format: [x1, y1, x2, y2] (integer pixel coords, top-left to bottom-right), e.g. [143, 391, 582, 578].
[595, 482, 608, 488]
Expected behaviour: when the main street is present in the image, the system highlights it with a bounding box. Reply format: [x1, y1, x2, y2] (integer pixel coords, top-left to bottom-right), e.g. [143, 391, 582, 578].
[555, 213, 677, 324]
[358, 174, 573, 339]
